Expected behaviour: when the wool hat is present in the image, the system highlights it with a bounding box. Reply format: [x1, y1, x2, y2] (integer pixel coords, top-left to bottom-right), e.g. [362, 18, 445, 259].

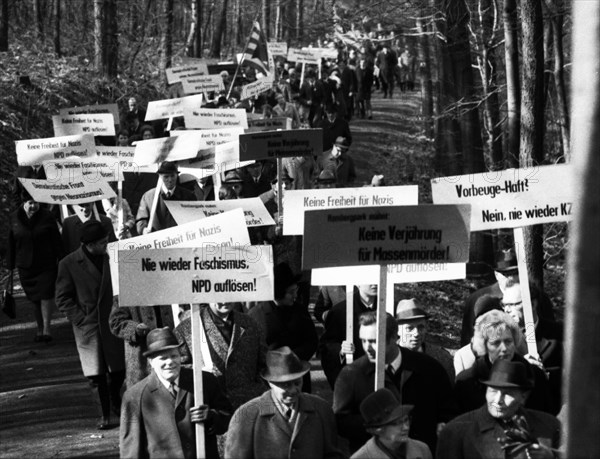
[360, 388, 414, 428]
[143, 327, 183, 357]
[395, 298, 428, 323]
[80, 219, 108, 243]
[222, 170, 244, 184]
[260, 346, 311, 382]
[473, 294, 503, 319]
[480, 359, 534, 389]
[495, 248, 518, 275]
[274, 262, 302, 298]
[334, 136, 350, 150]
[157, 161, 179, 175]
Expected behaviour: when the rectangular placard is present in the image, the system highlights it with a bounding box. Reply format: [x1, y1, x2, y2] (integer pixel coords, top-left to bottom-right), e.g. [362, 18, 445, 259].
[43, 157, 124, 182]
[52, 113, 115, 137]
[302, 205, 471, 270]
[304, 47, 338, 60]
[59, 103, 120, 126]
[430, 164, 573, 230]
[18, 176, 116, 205]
[181, 75, 225, 95]
[166, 198, 275, 227]
[311, 263, 467, 285]
[287, 48, 320, 64]
[239, 128, 322, 161]
[268, 42, 288, 56]
[183, 107, 248, 130]
[145, 94, 203, 121]
[118, 245, 274, 306]
[283, 186, 419, 236]
[165, 62, 209, 85]
[16, 134, 96, 166]
[241, 75, 275, 100]
[246, 117, 292, 132]
[109, 208, 251, 295]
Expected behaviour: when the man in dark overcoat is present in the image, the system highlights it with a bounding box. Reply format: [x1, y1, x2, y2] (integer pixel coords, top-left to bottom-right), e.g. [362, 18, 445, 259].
[120, 327, 231, 459]
[55, 220, 125, 429]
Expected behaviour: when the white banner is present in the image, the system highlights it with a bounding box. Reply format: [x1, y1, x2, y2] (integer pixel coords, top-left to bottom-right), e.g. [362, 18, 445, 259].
[268, 42, 288, 56]
[166, 198, 275, 227]
[165, 62, 209, 85]
[181, 75, 225, 95]
[241, 75, 275, 100]
[43, 157, 124, 182]
[283, 186, 419, 236]
[52, 113, 115, 137]
[239, 128, 322, 161]
[109, 208, 251, 295]
[246, 117, 292, 132]
[304, 47, 338, 60]
[145, 94, 203, 121]
[287, 48, 320, 64]
[16, 134, 96, 166]
[18, 176, 116, 205]
[59, 103, 120, 126]
[183, 107, 249, 129]
[118, 245, 274, 306]
[430, 164, 574, 231]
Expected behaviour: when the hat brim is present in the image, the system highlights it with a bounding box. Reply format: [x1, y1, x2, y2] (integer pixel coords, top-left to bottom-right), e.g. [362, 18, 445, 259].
[479, 379, 533, 389]
[143, 343, 183, 358]
[260, 361, 311, 383]
[364, 404, 414, 428]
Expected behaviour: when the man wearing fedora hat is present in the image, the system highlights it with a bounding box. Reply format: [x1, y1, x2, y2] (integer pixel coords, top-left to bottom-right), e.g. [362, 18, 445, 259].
[352, 388, 432, 459]
[56, 220, 125, 430]
[318, 135, 356, 188]
[396, 298, 455, 383]
[136, 160, 196, 234]
[120, 327, 231, 459]
[224, 347, 343, 458]
[437, 359, 560, 459]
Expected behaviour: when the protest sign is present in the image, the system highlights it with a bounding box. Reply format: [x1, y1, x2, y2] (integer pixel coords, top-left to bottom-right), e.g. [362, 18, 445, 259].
[246, 117, 292, 132]
[430, 164, 573, 231]
[239, 128, 322, 161]
[268, 42, 288, 56]
[133, 128, 244, 166]
[304, 47, 338, 60]
[43, 157, 124, 182]
[181, 75, 225, 95]
[118, 245, 274, 306]
[241, 74, 275, 100]
[145, 94, 203, 121]
[287, 48, 320, 64]
[165, 62, 209, 85]
[52, 113, 115, 137]
[183, 107, 248, 129]
[59, 103, 120, 126]
[16, 134, 96, 166]
[18, 176, 116, 205]
[166, 198, 275, 227]
[311, 263, 466, 286]
[302, 205, 471, 270]
[109, 208, 251, 295]
[95, 146, 139, 172]
[283, 185, 419, 236]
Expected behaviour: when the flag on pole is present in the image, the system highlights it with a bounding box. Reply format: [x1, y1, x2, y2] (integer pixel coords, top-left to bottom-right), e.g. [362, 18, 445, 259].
[240, 22, 271, 75]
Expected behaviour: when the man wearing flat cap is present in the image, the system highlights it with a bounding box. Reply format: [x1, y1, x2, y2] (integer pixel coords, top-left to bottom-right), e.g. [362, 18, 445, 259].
[352, 388, 432, 459]
[319, 136, 356, 188]
[56, 219, 125, 430]
[224, 346, 343, 458]
[136, 160, 196, 234]
[396, 298, 455, 383]
[120, 327, 231, 459]
[437, 359, 560, 459]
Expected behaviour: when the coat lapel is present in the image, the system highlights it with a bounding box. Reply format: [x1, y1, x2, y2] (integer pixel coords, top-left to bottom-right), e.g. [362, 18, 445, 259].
[200, 308, 229, 370]
[291, 394, 315, 444]
[227, 315, 246, 361]
[474, 406, 506, 459]
[258, 392, 292, 439]
[75, 248, 102, 283]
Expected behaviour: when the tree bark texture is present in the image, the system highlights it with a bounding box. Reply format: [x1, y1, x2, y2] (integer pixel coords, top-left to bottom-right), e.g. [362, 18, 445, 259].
[503, 0, 520, 167]
[33, 0, 43, 39]
[416, 11, 433, 138]
[209, 0, 227, 58]
[564, 1, 600, 457]
[262, 0, 270, 40]
[54, 0, 61, 56]
[159, 0, 174, 83]
[296, 0, 303, 41]
[0, 0, 8, 51]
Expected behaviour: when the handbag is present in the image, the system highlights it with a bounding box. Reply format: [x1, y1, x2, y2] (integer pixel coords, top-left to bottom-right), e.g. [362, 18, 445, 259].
[2, 270, 16, 319]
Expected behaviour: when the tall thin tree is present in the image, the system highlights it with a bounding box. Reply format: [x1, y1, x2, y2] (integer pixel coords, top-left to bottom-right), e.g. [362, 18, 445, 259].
[503, 0, 520, 167]
[54, 0, 61, 56]
[0, 0, 8, 51]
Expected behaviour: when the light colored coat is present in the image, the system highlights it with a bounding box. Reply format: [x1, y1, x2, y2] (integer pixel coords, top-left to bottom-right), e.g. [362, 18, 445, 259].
[224, 391, 344, 459]
[55, 248, 124, 376]
[351, 437, 432, 459]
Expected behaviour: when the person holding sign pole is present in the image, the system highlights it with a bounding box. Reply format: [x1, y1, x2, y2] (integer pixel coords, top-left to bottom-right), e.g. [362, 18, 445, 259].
[333, 311, 455, 454]
[120, 327, 231, 459]
[136, 161, 196, 234]
[224, 346, 344, 459]
[55, 220, 125, 430]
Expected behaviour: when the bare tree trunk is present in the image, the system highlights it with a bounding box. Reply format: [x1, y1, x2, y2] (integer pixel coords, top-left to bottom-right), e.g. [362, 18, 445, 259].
[33, 0, 43, 39]
[262, 0, 270, 40]
[0, 0, 8, 51]
[94, 0, 103, 71]
[105, 0, 118, 78]
[545, 0, 570, 160]
[54, 0, 61, 56]
[210, 0, 228, 58]
[202, 3, 213, 52]
[503, 0, 520, 167]
[520, 0, 545, 289]
[185, 0, 197, 56]
[416, 10, 433, 138]
[195, 0, 202, 57]
[274, 0, 281, 41]
[296, 0, 303, 42]
[159, 0, 174, 84]
[564, 2, 600, 457]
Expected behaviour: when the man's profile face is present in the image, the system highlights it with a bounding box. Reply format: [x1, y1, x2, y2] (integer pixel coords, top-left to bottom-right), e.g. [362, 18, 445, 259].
[149, 348, 181, 383]
[360, 324, 378, 362]
[486, 386, 527, 419]
[269, 378, 302, 407]
[358, 284, 377, 299]
[502, 284, 524, 326]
